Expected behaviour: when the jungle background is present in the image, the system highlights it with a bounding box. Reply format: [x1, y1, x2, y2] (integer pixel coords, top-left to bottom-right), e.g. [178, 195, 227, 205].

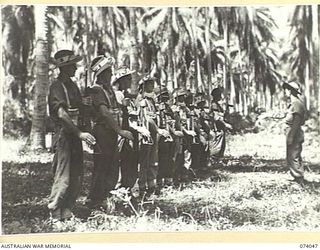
[1, 5, 320, 234]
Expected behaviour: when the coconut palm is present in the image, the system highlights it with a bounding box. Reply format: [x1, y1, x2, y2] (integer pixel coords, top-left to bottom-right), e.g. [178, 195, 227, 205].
[286, 5, 316, 111]
[29, 5, 49, 149]
[142, 7, 200, 90]
[214, 6, 279, 113]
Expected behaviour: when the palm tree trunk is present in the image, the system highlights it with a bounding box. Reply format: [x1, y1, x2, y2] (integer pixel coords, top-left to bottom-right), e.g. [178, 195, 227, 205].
[29, 5, 49, 150]
[84, 7, 90, 66]
[167, 7, 175, 90]
[304, 6, 312, 111]
[305, 53, 311, 111]
[129, 8, 140, 94]
[108, 7, 118, 59]
[318, 4, 320, 129]
[192, 7, 199, 92]
[206, 7, 212, 97]
[223, 21, 228, 91]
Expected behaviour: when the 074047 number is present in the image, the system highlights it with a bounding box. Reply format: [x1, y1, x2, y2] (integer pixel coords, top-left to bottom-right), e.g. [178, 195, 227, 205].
[300, 244, 318, 248]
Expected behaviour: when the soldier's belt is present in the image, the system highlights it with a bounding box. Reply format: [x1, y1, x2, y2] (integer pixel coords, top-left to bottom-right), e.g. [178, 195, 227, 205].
[68, 108, 79, 126]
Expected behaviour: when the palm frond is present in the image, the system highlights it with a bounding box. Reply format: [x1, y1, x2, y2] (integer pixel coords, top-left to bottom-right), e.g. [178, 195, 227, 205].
[172, 8, 179, 34]
[47, 13, 65, 30]
[141, 7, 164, 22]
[145, 9, 168, 34]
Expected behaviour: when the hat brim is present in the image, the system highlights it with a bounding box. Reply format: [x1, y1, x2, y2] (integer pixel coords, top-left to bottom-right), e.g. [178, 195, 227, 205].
[113, 70, 135, 84]
[157, 91, 169, 98]
[55, 55, 83, 67]
[138, 77, 157, 86]
[177, 93, 187, 97]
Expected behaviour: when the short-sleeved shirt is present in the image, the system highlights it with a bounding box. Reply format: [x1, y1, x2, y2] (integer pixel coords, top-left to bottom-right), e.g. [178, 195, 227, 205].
[48, 75, 83, 127]
[158, 103, 174, 129]
[211, 101, 224, 120]
[90, 84, 122, 128]
[285, 97, 306, 126]
[173, 104, 190, 129]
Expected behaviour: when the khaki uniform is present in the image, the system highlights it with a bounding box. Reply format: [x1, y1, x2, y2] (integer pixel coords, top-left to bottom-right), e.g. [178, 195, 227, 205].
[157, 102, 175, 187]
[172, 104, 193, 184]
[136, 94, 158, 193]
[285, 97, 306, 178]
[47, 75, 84, 218]
[87, 85, 121, 203]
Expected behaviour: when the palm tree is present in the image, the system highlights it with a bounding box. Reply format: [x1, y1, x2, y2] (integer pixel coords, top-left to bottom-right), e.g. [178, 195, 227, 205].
[29, 5, 49, 149]
[129, 7, 140, 94]
[214, 6, 279, 114]
[142, 7, 198, 90]
[287, 5, 315, 111]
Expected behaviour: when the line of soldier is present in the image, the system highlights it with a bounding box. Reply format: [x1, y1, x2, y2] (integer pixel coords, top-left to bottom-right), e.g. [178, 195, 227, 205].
[47, 50, 232, 221]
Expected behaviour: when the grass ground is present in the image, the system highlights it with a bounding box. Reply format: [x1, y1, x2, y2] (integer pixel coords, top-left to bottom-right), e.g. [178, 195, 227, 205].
[1, 128, 320, 234]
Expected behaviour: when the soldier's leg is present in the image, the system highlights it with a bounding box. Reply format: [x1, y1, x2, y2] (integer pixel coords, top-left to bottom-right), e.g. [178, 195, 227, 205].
[48, 129, 72, 220]
[157, 138, 174, 192]
[87, 126, 117, 205]
[219, 131, 226, 157]
[62, 136, 83, 219]
[120, 140, 139, 189]
[147, 131, 159, 193]
[164, 141, 175, 186]
[191, 143, 201, 170]
[138, 144, 151, 195]
[173, 137, 184, 186]
[199, 139, 210, 170]
[287, 142, 304, 179]
[101, 129, 118, 196]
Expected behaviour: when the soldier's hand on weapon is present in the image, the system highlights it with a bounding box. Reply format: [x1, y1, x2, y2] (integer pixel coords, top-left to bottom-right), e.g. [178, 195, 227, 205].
[185, 130, 197, 137]
[225, 122, 233, 131]
[136, 126, 151, 138]
[209, 130, 216, 140]
[174, 131, 184, 137]
[82, 96, 93, 106]
[200, 135, 207, 145]
[119, 130, 134, 141]
[79, 132, 96, 145]
[158, 128, 170, 138]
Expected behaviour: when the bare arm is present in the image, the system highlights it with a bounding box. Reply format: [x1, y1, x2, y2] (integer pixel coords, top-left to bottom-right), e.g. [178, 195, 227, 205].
[99, 105, 133, 140]
[57, 107, 96, 145]
[57, 107, 82, 137]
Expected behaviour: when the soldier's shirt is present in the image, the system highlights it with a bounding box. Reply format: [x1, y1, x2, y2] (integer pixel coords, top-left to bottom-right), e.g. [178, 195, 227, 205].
[211, 101, 225, 121]
[172, 103, 190, 129]
[90, 84, 122, 128]
[136, 94, 157, 120]
[285, 97, 306, 126]
[48, 74, 83, 127]
[158, 103, 174, 129]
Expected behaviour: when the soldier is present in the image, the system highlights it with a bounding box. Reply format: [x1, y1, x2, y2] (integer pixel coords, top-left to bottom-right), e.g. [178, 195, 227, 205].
[136, 75, 170, 197]
[283, 81, 307, 184]
[48, 49, 96, 221]
[172, 88, 197, 186]
[210, 86, 232, 158]
[194, 92, 211, 170]
[155, 86, 176, 193]
[112, 67, 150, 192]
[85, 56, 134, 208]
